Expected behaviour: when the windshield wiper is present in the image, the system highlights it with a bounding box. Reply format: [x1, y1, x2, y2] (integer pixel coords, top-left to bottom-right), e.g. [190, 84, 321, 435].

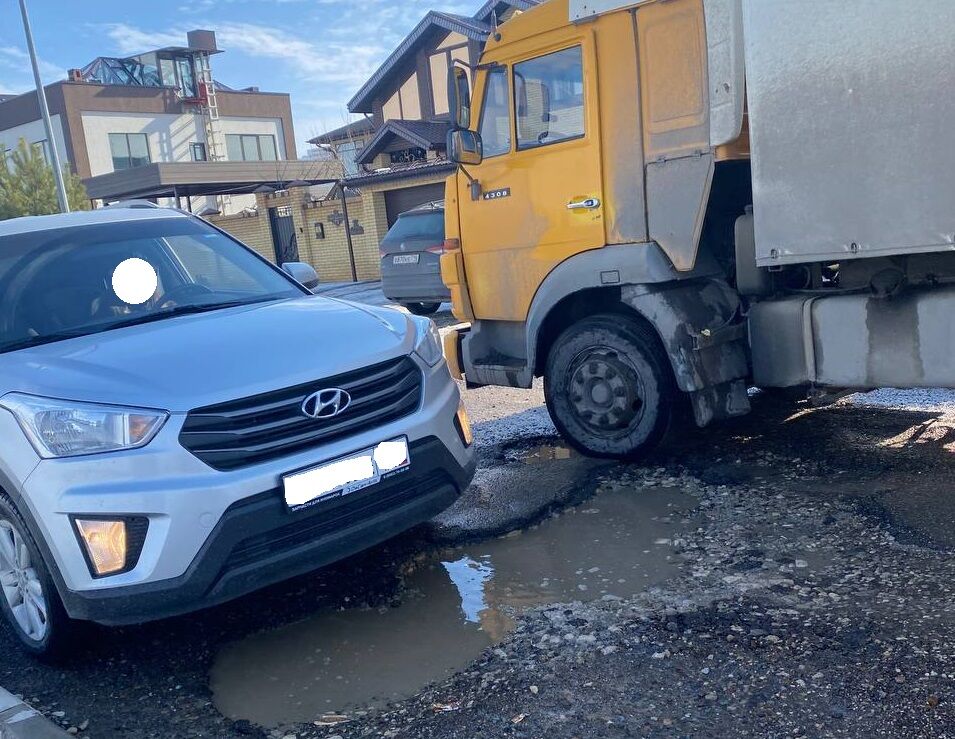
[103, 300, 261, 331]
[0, 298, 281, 354]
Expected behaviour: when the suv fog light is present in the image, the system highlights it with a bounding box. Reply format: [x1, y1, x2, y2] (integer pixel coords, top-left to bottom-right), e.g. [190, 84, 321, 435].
[73, 519, 140, 577]
[455, 400, 474, 447]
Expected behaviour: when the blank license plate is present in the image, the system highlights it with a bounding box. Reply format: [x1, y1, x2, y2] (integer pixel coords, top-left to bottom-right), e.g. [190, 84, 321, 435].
[393, 254, 419, 265]
[283, 437, 410, 511]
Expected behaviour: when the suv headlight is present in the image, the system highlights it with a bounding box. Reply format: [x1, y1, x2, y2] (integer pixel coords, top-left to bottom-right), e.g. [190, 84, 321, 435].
[0, 393, 168, 459]
[412, 317, 443, 367]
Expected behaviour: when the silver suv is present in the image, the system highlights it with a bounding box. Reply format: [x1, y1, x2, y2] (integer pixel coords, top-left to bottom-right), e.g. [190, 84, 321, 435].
[0, 208, 475, 658]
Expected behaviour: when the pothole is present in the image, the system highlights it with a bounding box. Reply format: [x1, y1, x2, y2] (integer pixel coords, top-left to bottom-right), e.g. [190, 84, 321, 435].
[210, 484, 696, 728]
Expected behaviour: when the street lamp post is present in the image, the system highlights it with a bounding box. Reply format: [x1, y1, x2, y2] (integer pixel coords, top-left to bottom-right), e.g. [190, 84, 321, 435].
[318, 143, 358, 283]
[18, 0, 70, 213]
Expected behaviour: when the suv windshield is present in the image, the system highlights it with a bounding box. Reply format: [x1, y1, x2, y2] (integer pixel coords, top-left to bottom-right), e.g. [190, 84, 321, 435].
[0, 216, 303, 354]
[385, 212, 444, 241]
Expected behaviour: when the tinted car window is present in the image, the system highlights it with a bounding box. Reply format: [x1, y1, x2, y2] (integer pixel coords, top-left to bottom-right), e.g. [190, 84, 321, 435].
[384, 212, 445, 241]
[0, 217, 303, 354]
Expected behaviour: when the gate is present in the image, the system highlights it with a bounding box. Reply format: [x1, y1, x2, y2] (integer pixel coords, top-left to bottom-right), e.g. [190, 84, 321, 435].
[268, 206, 299, 264]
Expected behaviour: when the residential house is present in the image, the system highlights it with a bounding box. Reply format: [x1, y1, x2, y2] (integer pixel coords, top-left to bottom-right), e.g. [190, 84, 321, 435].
[0, 30, 298, 215]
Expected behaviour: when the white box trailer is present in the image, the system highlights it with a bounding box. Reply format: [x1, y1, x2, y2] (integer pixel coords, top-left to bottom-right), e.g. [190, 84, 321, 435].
[572, 0, 955, 267]
[565, 0, 955, 393]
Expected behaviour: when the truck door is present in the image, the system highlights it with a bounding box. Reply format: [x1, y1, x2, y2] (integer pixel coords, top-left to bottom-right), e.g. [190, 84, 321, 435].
[457, 33, 604, 322]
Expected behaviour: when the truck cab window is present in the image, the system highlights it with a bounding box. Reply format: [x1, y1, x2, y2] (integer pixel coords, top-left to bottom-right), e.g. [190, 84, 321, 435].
[514, 46, 585, 150]
[478, 66, 512, 158]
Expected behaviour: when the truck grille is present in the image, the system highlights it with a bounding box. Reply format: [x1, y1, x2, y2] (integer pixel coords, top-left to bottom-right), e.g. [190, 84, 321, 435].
[179, 356, 422, 471]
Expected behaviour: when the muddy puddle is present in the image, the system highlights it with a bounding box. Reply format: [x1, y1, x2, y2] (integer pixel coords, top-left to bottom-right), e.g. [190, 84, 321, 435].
[210, 482, 696, 727]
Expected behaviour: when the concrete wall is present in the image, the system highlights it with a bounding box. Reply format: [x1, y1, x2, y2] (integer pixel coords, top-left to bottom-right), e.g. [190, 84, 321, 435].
[0, 114, 69, 168]
[79, 111, 287, 177]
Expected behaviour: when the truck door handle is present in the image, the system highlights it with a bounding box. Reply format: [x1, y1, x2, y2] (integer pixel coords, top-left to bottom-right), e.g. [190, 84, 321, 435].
[567, 198, 601, 210]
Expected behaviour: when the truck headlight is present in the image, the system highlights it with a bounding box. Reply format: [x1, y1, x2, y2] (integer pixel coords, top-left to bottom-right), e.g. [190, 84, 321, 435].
[0, 393, 168, 459]
[412, 317, 444, 367]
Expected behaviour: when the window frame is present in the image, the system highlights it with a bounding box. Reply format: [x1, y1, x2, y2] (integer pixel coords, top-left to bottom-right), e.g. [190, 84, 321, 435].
[477, 64, 513, 160]
[224, 133, 279, 162]
[190, 142, 207, 162]
[108, 132, 152, 171]
[512, 44, 587, 153]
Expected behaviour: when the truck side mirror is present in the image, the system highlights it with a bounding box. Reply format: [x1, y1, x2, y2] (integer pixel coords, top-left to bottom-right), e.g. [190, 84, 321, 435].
[447, 129, 483, 167]
[448, 66, 472, 131]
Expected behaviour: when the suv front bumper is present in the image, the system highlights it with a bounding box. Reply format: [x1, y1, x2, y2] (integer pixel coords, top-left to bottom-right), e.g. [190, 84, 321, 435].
[61, 436, 474, 625]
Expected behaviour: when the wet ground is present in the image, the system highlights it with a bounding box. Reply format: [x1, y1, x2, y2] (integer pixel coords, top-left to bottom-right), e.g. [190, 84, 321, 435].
[2, 349, 955, 737]
[211, 483, 694, 727]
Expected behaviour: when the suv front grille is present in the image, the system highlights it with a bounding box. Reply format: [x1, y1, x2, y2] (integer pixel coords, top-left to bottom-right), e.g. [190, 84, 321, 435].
[179, 356, 422, 471]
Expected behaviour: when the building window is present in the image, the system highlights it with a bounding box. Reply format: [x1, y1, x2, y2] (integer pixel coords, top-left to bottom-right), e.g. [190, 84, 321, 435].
[109, 132, 151, 171]
[389, 147, 426, 165]
[514, 46, 586, 150]
[479, 66, 512, 158]
[336, 141, 360, 176]
[190, 142, 207, 161]
[158, 54, 198, 98]
[225, 134, 279, 162]
[314, 222, 325, 240]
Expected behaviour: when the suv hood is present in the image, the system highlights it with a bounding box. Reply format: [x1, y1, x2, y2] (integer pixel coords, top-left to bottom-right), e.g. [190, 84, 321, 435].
[0, 296, 417, 412]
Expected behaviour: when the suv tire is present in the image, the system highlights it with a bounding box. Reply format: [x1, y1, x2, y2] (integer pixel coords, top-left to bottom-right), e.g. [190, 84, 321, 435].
[0, 492, 72, 661]
[404, 302, 441, 316]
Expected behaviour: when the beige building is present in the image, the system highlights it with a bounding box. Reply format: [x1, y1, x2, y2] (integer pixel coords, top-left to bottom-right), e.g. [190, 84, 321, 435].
[0, 30, 297, 216]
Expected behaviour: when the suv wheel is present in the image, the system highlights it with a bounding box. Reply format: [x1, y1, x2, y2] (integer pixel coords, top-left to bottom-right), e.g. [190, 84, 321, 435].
[0, 493, 71, 660]
[544, 314, 677, 460]
[404, 302, 441, 316]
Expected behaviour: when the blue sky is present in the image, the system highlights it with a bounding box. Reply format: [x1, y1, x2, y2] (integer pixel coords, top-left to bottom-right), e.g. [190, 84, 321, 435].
[0, 0, 479, 152]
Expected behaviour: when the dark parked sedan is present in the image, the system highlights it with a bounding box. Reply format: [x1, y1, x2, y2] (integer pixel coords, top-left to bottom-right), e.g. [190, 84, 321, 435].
[379, 202, 450, 316]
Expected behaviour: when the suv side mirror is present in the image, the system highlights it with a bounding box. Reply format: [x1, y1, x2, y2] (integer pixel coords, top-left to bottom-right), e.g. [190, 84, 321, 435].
[282, 261, 320, 290]
[447, 129, 484, 166]
[448, 66, 472, 131]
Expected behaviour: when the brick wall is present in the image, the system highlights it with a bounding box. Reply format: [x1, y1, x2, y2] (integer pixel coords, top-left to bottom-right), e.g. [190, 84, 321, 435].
[207, 207, 274, 263]
[206, 171, 450, 284]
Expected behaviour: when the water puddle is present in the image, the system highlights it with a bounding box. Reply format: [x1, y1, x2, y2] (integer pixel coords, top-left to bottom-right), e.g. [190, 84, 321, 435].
[210, 484, 696, 727]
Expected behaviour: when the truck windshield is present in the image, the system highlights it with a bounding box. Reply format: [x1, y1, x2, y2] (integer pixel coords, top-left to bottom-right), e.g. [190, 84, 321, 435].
[0, 217, 303, 354]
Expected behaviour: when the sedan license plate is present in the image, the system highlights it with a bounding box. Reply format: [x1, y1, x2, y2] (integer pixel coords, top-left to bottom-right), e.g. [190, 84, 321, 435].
[283, 437, 410, 511]
[393, 254, 419, 265]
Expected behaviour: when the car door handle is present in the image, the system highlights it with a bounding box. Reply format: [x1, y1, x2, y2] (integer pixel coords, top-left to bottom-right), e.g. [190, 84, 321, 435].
[567, 198, 601, 210]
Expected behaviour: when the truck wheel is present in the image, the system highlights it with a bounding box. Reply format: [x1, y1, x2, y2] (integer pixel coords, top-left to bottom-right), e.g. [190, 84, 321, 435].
[405, 302, 442, 316]
[544, 314, 676, 460]
[0, 492, 72, 661]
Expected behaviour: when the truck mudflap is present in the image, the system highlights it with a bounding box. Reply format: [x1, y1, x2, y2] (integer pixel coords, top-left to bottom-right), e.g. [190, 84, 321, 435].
[442, 327, 467, 381]
[621, 279, 751, 427]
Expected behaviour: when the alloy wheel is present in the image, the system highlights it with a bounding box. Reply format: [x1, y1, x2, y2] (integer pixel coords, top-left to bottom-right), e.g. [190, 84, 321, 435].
[0, 519, 48, 642]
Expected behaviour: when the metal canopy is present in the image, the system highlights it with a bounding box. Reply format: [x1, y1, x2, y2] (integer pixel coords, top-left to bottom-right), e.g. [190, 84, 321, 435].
[83, 161, 342, 202]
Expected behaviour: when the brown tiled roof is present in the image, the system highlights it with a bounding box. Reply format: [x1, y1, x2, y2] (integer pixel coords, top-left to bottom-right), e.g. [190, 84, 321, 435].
[355, 119, 451, 165]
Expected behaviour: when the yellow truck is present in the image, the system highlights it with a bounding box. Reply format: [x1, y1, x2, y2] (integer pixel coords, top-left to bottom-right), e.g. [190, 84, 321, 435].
[440, 0, 955, 459]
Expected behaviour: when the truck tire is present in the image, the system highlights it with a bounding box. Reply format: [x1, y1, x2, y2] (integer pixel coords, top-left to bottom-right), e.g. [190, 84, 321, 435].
[0, 491, 73, 661]
[544, 314, 676, 460]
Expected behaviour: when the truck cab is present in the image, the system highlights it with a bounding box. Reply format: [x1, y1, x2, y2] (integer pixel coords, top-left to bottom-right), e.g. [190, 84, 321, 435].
[442, 0, 955, 459]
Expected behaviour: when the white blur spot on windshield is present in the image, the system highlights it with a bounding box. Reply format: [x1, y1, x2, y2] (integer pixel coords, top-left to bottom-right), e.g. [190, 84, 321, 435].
[112, 258, 158, 305]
